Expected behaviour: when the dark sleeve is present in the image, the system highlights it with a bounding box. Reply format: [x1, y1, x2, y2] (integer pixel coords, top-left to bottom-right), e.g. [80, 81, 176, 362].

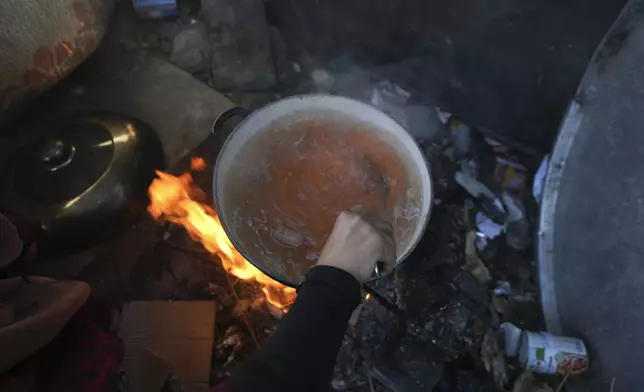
[227, 265, 362, 392]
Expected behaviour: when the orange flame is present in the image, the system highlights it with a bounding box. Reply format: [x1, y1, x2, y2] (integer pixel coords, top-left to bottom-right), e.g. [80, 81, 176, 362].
[190, 157, 207, 172]
[147, 169, 296, 309]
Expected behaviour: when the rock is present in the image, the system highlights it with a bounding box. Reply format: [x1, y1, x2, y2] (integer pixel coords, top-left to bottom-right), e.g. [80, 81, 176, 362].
[170, 24, 210, 74]
[202, 0, 277, 90]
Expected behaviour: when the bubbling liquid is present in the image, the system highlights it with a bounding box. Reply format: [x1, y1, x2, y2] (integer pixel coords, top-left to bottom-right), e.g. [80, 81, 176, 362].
[223, 115, 420, 283]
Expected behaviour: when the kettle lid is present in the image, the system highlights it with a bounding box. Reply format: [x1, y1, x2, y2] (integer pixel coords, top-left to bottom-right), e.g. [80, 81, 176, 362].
[11, 121, 115, 205]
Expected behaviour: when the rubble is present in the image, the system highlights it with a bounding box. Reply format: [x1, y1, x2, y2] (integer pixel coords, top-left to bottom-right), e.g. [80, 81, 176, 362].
[202, 0, 277, 90]
[371, 335, 445, 392]
[327, 115, 552, 390]
[481, 329, 508, 388]
[169, 23, 210, 74]
[215, 326, 245, 367]
[512, 372, 554, 392]
[465, 230, 492, 285]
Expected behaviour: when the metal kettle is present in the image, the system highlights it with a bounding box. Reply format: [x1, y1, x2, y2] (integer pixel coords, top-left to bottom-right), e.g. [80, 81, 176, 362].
[0, 112, 164, 255]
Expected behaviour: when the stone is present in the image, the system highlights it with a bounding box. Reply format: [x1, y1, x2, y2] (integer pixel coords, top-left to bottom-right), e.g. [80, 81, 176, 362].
[202, 0, 277, 90]
[170, 24, 210, 74]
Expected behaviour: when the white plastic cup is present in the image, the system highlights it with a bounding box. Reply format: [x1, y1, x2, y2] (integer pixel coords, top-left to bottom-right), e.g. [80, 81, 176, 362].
[502, 322, 589, 375]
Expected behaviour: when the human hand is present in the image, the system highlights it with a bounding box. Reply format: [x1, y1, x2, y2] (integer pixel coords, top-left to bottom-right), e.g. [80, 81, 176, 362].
[316, 206, 396, 283]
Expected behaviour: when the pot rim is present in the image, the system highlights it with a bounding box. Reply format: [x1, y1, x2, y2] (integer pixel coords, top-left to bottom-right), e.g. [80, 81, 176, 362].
[213, 94, 432, 288]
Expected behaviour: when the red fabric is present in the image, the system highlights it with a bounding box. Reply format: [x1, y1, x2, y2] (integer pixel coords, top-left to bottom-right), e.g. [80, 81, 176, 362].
[33, 297, 124, 392]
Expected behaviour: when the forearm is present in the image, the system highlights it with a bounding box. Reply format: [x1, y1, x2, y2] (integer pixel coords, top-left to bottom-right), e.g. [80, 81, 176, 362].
[228, 265, 361, 392]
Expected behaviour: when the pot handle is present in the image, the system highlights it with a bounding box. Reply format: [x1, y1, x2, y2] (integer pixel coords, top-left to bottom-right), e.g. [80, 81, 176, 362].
[212, 107, 250, 136]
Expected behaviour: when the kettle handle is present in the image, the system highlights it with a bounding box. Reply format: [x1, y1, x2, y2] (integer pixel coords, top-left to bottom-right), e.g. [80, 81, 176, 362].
[212, 107, 250, 136]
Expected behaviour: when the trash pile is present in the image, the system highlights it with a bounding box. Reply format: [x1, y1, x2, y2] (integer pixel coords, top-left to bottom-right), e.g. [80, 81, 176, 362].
[327, 84, 589, 392]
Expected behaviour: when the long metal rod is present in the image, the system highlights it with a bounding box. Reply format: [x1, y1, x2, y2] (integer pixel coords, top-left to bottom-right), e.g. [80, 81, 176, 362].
[362, 284, 405, 318]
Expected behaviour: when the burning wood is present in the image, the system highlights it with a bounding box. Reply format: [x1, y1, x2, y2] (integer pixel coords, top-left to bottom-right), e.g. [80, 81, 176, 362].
[147, 162, 296, 310]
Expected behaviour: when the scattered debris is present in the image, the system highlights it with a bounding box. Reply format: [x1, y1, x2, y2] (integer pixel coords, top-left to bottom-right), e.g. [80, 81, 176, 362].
[512, 372, 554, 392]
[449, 118, 474, 160]
[206, 282, 234, 308]
[455, 171, 506, 224]
[555, 370, 572, 392]
[371, 335, 445, 392]
[465, 231, 492, 285]
[494, 157, 528, 193]
[231, 299, 253, 318]
[215, 326, 245, 367]
[371, 80, 411, 129]
[481, 329, 508, 388]
[503, 193, 530, 251]
[476, 212, 504, 241]
[436, 108, 452, 124]
[493, 281, 513, 296]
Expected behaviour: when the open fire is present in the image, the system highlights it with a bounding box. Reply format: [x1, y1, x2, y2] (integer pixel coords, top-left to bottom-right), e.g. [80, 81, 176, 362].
[147, 158, 296, 309]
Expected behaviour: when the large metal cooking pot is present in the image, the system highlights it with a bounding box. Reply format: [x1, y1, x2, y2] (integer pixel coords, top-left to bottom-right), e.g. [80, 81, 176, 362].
[0, 112, 164, 254]
[214, 95, 432, 287]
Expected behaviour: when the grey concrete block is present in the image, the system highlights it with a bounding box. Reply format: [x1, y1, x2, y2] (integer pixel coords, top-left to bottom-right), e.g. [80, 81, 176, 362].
[202, 0, 277, 90]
